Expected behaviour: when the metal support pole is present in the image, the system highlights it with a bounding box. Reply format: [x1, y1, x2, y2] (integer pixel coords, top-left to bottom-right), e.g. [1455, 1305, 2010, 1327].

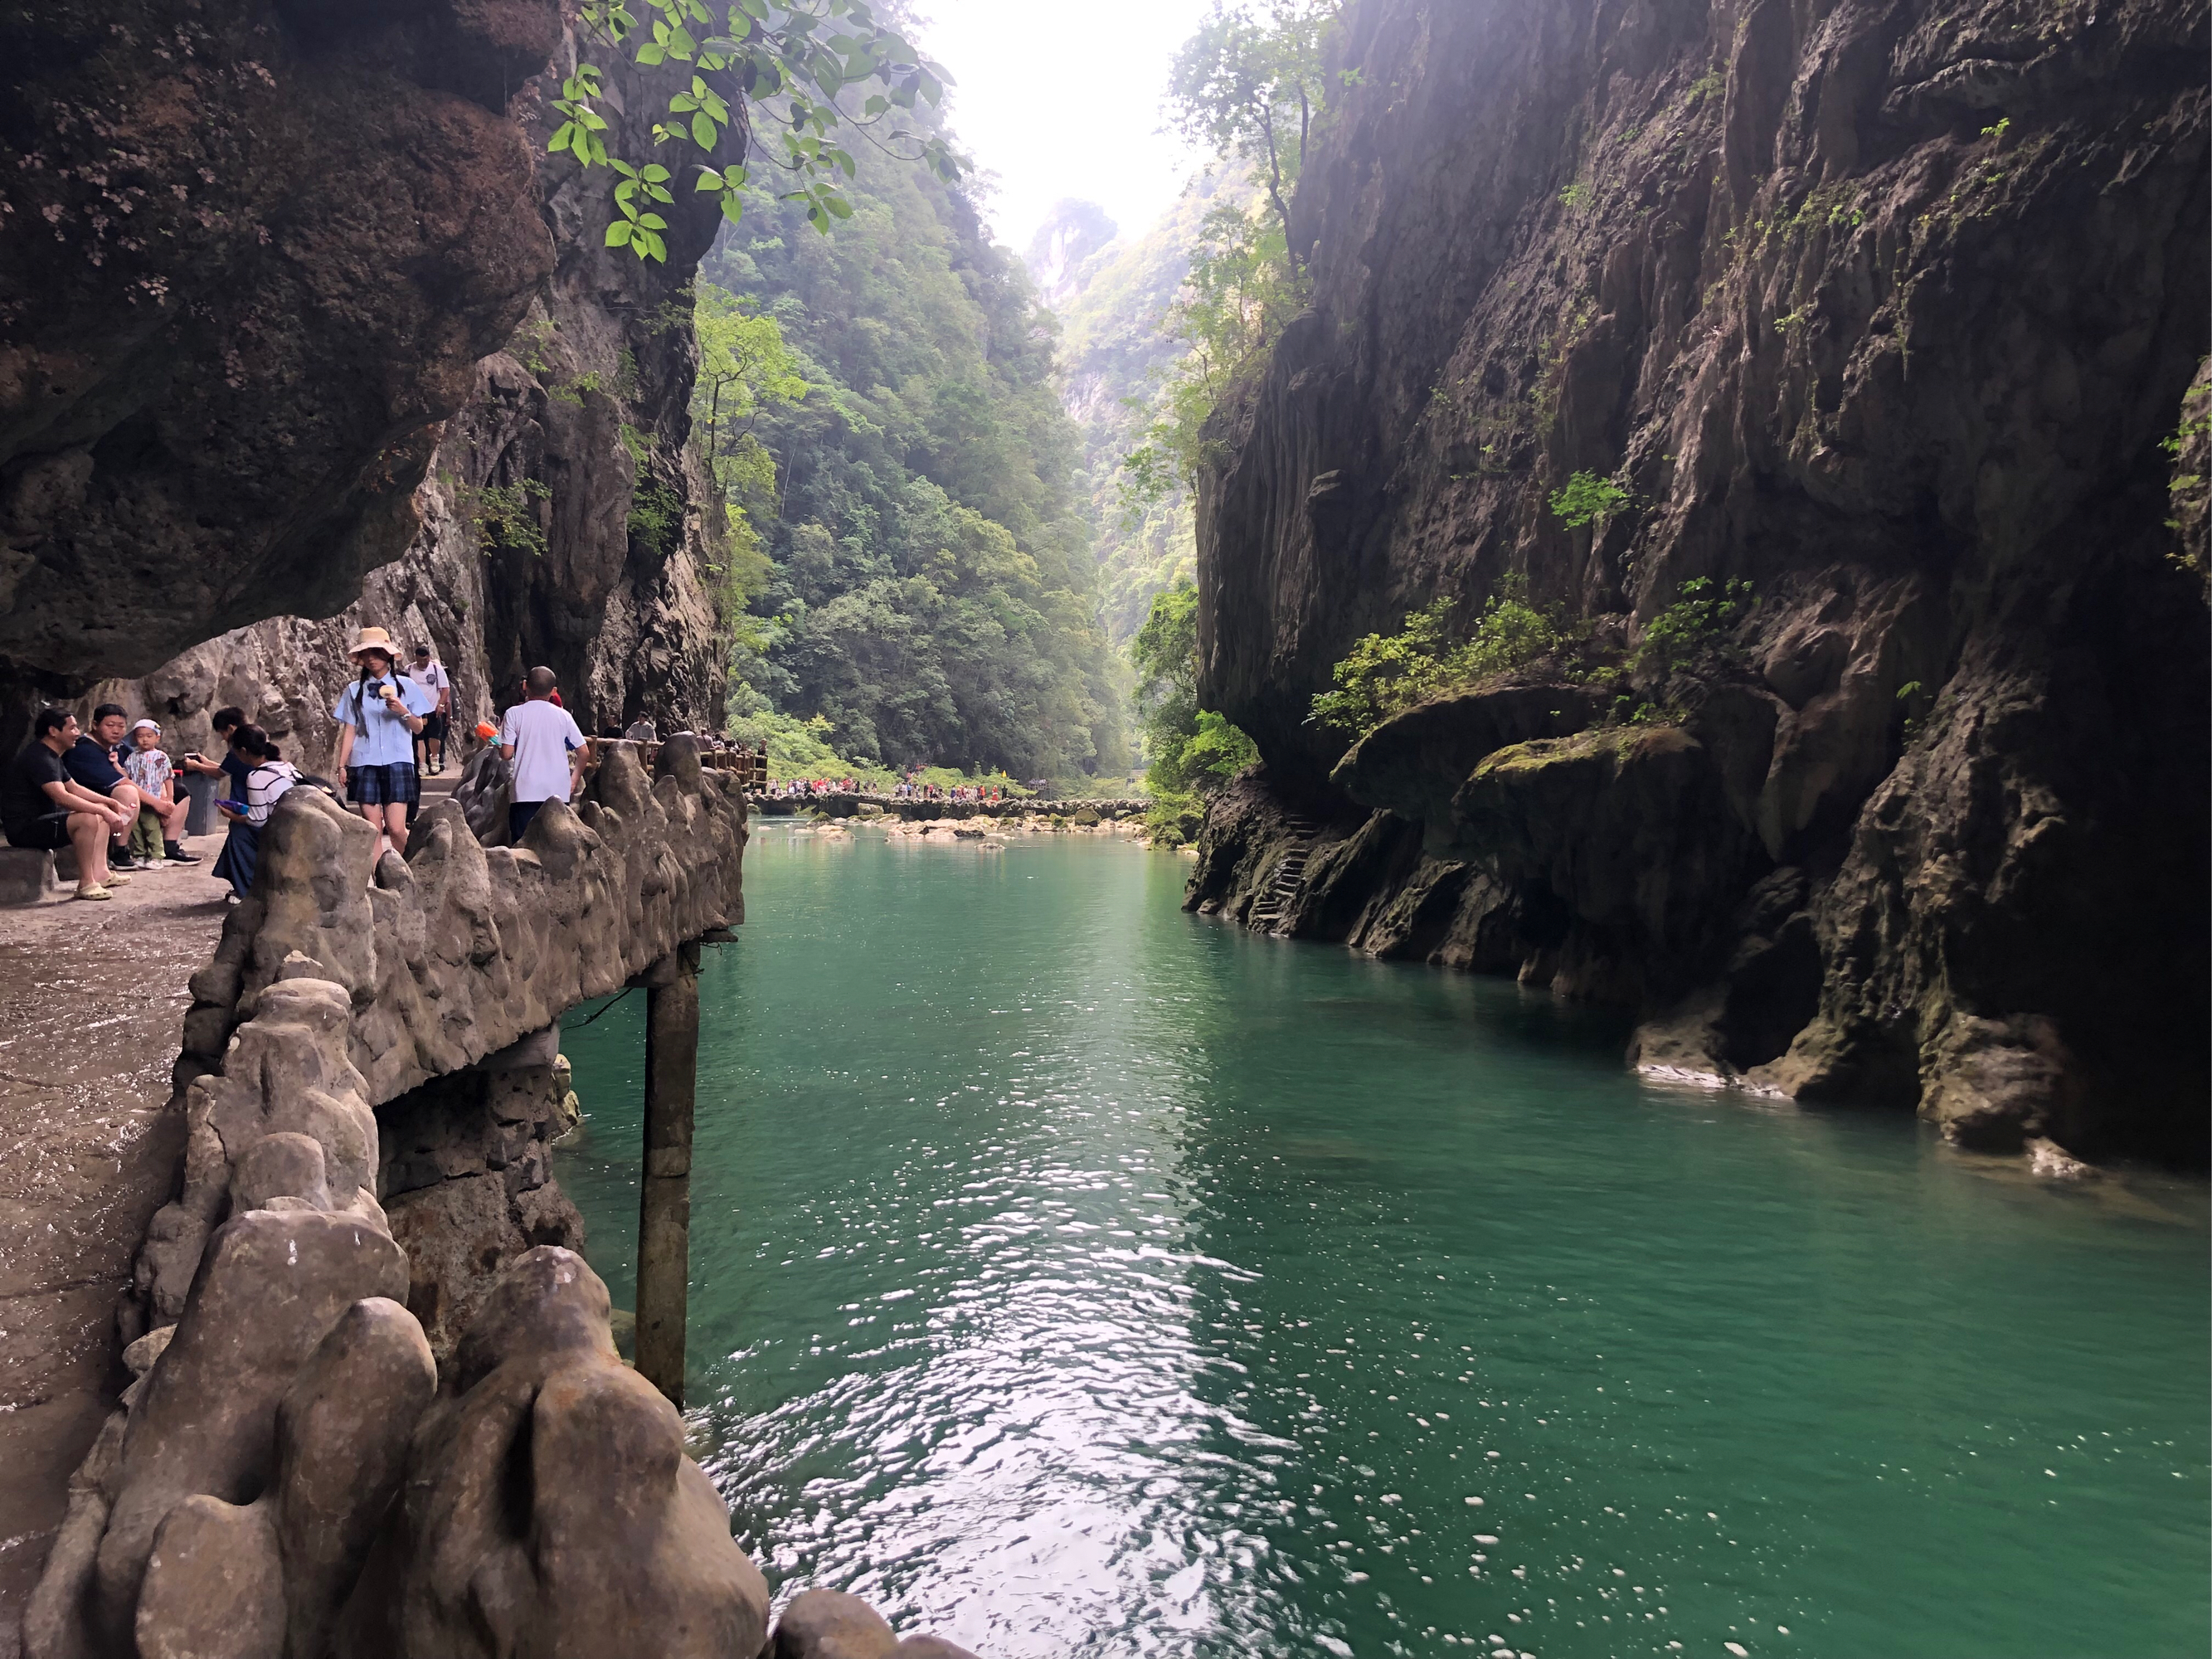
[636, 940, 701, 1408]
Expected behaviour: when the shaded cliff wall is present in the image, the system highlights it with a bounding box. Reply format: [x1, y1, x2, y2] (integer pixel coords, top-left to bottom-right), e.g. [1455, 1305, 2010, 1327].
[4, 5, 732, 761]
[0, 0, 561, 708]
[1193, 0, 2208, 1160]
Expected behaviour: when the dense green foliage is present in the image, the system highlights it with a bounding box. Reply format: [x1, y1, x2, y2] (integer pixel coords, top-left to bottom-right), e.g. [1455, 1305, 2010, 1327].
[1631, 577, 1754, 679]
[557, 0, 961, 256]
[1309, 581, 1572, 739]
[700, 153, 1127, 780]
[1548, 469, 1631, 529]
[1130, 583, 1257, 844]
[688, 282, 807, 614]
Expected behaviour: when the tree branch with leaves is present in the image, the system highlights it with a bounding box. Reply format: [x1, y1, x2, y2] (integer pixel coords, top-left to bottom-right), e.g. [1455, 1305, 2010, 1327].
[549, 0, 965, 258]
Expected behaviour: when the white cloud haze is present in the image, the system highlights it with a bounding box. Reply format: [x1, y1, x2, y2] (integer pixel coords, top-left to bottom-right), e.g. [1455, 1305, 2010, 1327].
[909, 0, 1218, 253]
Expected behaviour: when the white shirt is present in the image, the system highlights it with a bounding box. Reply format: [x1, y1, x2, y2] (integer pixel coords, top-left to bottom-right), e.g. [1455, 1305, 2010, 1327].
[245, 761, 301, 825]
[414, 660, 451, 704]
[499, 699, 586, 804]
[333, 674, 436, 766]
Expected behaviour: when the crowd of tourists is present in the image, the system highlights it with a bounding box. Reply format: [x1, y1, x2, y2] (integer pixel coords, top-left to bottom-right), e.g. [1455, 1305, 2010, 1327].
[0, 622, 600, 904]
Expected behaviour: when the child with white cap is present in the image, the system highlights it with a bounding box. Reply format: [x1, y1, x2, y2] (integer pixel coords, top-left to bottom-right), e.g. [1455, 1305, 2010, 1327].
[121, 717, 198, 866]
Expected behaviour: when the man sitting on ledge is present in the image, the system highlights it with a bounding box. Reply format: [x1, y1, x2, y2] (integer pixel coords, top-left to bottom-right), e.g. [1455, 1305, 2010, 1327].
[3, 708, 133, 899]
[64, 702, 158, 872]
[499, 665, 586, 843]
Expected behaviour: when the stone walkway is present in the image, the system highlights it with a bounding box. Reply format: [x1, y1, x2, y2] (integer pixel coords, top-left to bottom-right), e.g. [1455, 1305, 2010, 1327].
[0, 834, 229, 1657]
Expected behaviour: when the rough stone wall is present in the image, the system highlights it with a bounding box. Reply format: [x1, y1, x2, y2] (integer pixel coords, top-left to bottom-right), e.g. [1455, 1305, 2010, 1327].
[25, 742, 757, 1659]
[7, 7, 734, 761]
[1193, 0, 2209, 1162]
[0, 0, 563, 715]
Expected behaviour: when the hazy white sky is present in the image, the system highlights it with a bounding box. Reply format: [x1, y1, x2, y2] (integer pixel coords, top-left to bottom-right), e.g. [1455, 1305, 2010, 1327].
[911, 0, 1217, 255]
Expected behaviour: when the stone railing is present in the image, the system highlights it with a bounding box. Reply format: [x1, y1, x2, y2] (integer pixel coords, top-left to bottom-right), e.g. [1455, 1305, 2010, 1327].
[27, 739, 980, 1659]
[20, 742, 774, 1657]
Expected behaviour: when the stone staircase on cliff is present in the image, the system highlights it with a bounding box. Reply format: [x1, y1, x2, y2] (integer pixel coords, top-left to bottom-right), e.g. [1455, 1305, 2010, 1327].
[1247, 815, 1319, 934]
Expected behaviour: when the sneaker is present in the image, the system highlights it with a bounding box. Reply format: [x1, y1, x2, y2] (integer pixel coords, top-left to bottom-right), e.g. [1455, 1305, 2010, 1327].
[109, 847, 138, 870]
[163, 843, 201, 865]
[72, 884, 113, 901]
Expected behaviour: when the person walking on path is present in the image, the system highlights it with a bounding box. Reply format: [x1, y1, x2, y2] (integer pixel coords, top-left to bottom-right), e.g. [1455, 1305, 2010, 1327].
[333, 625, 435, 859]
[498, 665, 586, 843]
[410, 643, 454, 775]
[3, 708, 133, 898]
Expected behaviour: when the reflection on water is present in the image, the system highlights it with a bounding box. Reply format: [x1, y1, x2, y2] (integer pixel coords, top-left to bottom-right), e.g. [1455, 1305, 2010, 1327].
[560, 826, 2210, 1659]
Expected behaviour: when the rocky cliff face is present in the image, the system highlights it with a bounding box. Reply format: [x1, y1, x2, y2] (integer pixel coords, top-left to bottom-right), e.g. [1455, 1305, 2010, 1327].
[1193, 0, 2209, 1162]
[3, 3, 732, 760]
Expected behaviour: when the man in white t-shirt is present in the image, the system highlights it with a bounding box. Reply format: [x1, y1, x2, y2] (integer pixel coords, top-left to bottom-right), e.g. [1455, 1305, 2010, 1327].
[498, 666, 586, 843]
[410, 644, 454, 774]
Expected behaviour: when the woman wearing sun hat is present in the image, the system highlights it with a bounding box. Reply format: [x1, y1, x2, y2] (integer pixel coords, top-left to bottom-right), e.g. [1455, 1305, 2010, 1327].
[332, 625, 436, 859]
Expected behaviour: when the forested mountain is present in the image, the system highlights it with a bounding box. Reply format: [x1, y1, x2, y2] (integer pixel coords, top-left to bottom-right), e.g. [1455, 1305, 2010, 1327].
[701, 159, 1127, 780]
[1031, 173, 1247, 643]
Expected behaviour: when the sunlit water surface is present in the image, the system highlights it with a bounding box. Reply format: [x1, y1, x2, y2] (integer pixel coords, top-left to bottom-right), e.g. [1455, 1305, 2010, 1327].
[558, 825, 2209, 1658]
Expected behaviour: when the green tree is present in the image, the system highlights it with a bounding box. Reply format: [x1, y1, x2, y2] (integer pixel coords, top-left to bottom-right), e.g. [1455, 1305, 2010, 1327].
[552, 0, 965, 257]
[1124, 2, 1339, 513]
[688, 280, 809, 611]
[1166, 0, 1333, 270]
[1130, 581, 1257, 843]
[1309, 579, 1571, 740]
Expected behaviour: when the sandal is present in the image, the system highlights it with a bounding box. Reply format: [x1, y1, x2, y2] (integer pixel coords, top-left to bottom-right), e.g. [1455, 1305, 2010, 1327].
[100, 871, 131, 886]
[73, 884, 113, 901]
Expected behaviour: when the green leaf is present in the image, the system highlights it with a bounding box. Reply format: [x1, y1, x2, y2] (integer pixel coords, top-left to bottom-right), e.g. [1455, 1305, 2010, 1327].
[692, 110, 718, 148]
[641, 163, 671, 183]
[637, 212, 668, 230]
[695, 167, 725, 190]
[637, 42, 665, 63]
[606, 220, 634, 246]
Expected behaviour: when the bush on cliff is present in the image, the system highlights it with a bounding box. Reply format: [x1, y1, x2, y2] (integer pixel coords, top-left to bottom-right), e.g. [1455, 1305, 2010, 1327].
[1631, 577, 1755, 681]
[1309, 578, 1571, 738]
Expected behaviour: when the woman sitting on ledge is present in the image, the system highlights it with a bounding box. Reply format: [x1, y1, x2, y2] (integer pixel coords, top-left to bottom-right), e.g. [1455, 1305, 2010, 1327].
[210, 724, 300, 901]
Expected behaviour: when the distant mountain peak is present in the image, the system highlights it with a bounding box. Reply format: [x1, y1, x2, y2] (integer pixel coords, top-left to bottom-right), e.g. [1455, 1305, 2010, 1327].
[1025, 199, 1119, 309]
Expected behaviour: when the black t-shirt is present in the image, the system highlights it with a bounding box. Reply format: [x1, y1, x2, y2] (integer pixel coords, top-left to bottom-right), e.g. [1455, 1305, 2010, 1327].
[3, 743, 69, 837]
[63, 734, 123, 792]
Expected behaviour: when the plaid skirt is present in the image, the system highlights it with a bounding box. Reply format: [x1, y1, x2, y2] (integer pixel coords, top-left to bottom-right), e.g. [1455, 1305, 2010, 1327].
[347, 761, 420, 808]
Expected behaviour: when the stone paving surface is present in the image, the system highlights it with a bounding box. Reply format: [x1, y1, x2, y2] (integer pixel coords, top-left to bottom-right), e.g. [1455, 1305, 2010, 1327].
[0, 834, 229, 1657]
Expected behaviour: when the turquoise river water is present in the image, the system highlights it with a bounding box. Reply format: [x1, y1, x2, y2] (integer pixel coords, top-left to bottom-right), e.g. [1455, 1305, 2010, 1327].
[557, 825, 2209, 1659]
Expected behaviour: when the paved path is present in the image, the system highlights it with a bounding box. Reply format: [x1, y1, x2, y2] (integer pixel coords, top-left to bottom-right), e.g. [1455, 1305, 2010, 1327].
[0, 834, 230, 1655]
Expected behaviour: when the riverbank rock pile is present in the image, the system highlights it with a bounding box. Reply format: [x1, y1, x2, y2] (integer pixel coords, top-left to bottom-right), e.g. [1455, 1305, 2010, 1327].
[23, 742, 779, 1657]
[1187, 0, 2208, 1165]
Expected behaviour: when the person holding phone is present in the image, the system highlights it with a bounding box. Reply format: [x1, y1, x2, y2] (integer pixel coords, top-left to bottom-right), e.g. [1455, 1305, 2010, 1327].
[332, 626, 435, 859]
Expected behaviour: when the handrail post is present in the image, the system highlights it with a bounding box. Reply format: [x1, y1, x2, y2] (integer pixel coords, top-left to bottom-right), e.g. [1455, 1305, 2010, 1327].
[636, 939, 701, 1407]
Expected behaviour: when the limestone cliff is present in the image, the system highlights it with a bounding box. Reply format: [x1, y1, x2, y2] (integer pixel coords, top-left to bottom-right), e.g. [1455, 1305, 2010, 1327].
[1192, 0, 2209, 1162]
[2, 4, 732, 760]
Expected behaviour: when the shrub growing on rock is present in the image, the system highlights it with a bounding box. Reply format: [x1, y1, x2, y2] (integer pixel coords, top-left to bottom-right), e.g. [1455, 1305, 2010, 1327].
[1309, 577, 1573, 738]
